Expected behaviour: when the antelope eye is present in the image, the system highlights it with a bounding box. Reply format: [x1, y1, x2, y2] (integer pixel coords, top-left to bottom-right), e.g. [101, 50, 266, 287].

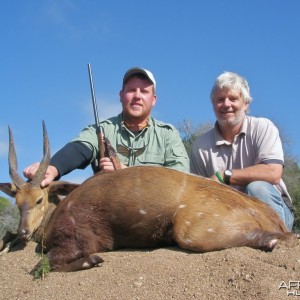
[36, 197, 43, 205]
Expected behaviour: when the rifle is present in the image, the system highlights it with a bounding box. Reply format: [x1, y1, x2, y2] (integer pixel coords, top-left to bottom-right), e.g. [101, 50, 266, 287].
[87, 63, 105, 172]
[87, 64, 121, 172]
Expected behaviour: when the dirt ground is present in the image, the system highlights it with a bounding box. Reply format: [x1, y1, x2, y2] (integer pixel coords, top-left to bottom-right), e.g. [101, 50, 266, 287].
[0, 240, 299, 300]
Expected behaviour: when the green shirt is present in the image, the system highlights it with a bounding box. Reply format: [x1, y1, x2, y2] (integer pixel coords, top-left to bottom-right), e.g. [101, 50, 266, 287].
[72, 113, 189, 172]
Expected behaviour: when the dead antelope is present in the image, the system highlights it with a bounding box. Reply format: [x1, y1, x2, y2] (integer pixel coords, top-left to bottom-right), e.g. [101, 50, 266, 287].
[0, 122, 79, 252]
[32, 165, 297, 273]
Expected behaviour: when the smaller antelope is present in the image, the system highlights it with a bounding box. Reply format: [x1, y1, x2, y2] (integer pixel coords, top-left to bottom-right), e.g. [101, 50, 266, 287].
[0, 122, 79, 252]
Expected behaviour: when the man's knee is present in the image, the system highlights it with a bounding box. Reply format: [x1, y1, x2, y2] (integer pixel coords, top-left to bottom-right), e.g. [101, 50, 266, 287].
[245, 181, 294, 231]
[245, 181, 270, 198]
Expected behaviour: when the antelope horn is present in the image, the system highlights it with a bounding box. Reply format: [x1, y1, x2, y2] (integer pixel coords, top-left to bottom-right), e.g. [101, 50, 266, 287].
[8, 126, 25, 189]
[31, 121, 50, 187]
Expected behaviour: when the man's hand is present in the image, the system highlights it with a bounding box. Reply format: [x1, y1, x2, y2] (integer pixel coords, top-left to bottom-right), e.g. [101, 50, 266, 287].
[23, 163, 59, 187]
[210, 170, 225, 183]
[99, 157, 127, 172]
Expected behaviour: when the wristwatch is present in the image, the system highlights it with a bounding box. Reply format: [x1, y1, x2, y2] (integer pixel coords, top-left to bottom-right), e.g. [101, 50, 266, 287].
[224, 170, 232, 185]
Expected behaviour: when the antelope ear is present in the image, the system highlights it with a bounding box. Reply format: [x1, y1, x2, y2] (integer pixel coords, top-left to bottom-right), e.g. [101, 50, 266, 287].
[48, 181, 80, 196]
[0, 183, 18, 197]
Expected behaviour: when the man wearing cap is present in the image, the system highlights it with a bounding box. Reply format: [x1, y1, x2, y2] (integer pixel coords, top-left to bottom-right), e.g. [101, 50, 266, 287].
[24, 67, 189, 186]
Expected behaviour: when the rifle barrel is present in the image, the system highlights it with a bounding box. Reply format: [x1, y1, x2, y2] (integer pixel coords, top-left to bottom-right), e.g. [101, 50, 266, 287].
[88, 63, 100, 127]
[87, 63, 105, 168]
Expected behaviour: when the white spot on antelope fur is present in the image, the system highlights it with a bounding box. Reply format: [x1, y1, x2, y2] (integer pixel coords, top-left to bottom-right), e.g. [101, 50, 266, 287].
[185, 221, 191, 226]
[207, 228, 215, 233]
[67, 201, 73, 210]
[213, 214, 220, 217]
[82, 262, 91, 268]
[268, 239, 278, 248]
[184, 239, 192, 245]
[139, 209, 147, 215]
[70, 216, 76, 226]
[178, 204, 186, 209]
[197, 212, 204, 217]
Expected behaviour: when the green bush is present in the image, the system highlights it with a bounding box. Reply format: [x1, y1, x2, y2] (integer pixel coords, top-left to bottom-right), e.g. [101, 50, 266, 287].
[282, 157, 300, 232]
[0, 197, 10, 211]
[0, 197, 19, 239]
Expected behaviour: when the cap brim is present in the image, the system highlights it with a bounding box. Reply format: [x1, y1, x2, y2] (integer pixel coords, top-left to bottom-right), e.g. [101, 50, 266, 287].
[123, 67, 156, 90]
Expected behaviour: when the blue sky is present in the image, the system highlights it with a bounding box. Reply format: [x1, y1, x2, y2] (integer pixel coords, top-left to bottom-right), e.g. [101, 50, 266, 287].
[1, 0, 300, 190]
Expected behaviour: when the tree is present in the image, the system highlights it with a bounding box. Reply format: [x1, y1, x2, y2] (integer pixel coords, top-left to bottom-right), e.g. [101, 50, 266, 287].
[177, 120, 213, 155]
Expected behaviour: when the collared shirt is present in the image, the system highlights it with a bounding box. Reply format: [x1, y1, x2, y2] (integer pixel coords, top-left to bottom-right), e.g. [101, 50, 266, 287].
[190, 116, 291, 200]
[72, 113, 189, 172]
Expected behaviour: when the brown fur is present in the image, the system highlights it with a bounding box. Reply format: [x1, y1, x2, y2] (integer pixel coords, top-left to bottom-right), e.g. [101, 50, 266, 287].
[0, 181, 79, 251]
[32, 166, 297, 273]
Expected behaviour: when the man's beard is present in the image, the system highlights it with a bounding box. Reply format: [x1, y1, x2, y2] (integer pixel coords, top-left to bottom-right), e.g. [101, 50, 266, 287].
[218, 110, 245, 127]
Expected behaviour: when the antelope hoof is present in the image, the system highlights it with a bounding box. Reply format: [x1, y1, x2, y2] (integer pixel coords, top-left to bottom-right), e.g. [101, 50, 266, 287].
[84, 254, 104, 268]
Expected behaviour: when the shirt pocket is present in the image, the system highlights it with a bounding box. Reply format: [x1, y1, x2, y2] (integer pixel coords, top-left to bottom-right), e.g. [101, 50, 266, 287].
[136, 151, 165, 166]
[172, 145, 188, 159]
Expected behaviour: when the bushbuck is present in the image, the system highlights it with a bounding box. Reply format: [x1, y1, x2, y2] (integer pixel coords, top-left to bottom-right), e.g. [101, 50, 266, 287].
[0, 122, 79, 253]
[32, 167, 297, 272]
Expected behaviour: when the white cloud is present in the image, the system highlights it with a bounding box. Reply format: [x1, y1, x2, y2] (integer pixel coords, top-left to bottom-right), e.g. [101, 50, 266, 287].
[83, 95, 121, 123]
